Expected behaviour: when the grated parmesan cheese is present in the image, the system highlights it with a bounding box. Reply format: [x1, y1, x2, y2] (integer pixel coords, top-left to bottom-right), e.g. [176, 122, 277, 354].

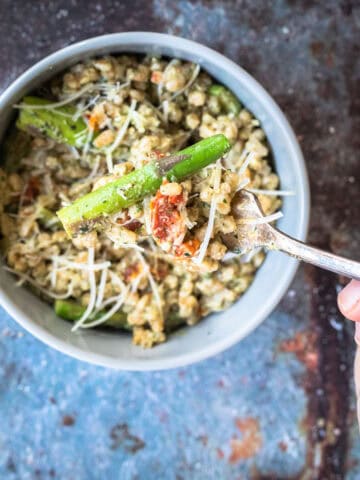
[130, 272, 145, 293]
[51, 256, 111, 272]
[114, 243, 145, 252]
[95, 268, 108, 310]
[237, 210, 283, 225]
[72, 94, 100, 121]
[193, 160, 222, 265]
[162, 99, 169, 124]
[72, 247, 97, 331]
[81, 286, 129, 329]
[237, 178, 250, 191]
[143, 197, 152, 235]
[248, 188, 295, 197]
[4, 266, 73, 300]
[237, 151, 255, 177]
[108, 270, 126, 293]
[81, 128, 94, 160]
[137, 251, 163, 321]
[50, 258, 58, 289]
[157, 59, 179, 102]
[105, 99, 137, 173]
[14, 83, 95, 110]
[143, 100, 166, 123]
[84, 155, 101, 182]
[169, 64, 201, 101]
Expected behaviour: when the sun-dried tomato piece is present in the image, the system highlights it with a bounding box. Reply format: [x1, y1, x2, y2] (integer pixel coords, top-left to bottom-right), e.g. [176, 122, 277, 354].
[150, 181, 186, 244]
[174, 239, 200, 258]
[23, 176, 40, 204]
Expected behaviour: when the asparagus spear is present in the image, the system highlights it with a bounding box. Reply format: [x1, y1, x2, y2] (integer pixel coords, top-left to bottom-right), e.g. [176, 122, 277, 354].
[16, 96, 88, 147]
[208, 85, 241, 115]
[57, 134, 231, 237]
[55, 299, 131, 329]
[55, 299, 185, 333]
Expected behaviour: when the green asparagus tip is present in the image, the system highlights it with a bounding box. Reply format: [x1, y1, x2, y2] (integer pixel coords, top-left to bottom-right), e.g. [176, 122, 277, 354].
[57, 134, 231, 237]
[55, 299, 131, 330]
[16, 96, 88, 147]
[208, 85, 241, 115]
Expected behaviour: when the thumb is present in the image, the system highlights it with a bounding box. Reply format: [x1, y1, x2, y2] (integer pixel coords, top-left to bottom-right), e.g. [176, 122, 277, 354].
[337, 280, 360, 322]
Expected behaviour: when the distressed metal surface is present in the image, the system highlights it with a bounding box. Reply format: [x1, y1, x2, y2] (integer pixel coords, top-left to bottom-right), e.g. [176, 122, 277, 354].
[0, 1, 359, 478]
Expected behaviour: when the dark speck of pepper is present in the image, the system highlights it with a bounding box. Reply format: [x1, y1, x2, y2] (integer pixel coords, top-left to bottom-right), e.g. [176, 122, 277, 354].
[62, 414, 75, 426]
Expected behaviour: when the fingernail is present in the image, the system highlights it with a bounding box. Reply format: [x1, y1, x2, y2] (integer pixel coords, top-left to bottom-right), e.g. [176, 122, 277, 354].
[338, 280, 360, 322]
[356, 322, 360, 345]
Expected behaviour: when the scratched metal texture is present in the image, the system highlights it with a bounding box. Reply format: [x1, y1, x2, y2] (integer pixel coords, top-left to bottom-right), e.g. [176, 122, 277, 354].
[0, 1, 359, 479]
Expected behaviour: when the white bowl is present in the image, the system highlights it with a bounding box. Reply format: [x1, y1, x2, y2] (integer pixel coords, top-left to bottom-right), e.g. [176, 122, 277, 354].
[0, 33, 310, 370]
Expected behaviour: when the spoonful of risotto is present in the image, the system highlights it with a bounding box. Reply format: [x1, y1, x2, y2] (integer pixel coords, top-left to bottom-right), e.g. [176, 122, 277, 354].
[56, 140, 360, 279]
[16, 98, 360, 279]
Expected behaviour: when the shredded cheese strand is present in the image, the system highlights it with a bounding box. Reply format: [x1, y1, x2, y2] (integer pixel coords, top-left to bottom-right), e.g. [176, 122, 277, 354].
[157, 59, 179, 101]
[143, 100, 166, 123]
[105, 99, 137, 173]
[50, 258, 58, 289]
[69, 146, 80, 160]
[248, 188, 295, 196]
[74, 128, 88, 139]
[237, 178, 250, 191]
[74, 131, 89, 149]
[14, 83, 95, 110]
[238, 211, 283, 225]
[223, 147, 237, 172]
[72, 247, 97, 331]
[143, 197, 152, 235]
[108, 270, 126, 293]
[100, 81, 130, 93]
[51, 256, 111, 272]
[80, 287, 130, 329]
[72, 94, 100, 121]
[162, 99, 169, 124]
[193, 160, 222, 265]
[4, 267, 73, 300]
[82, 128, 93, 160]
[96, 272, 127, 310]
[137, 251, 163, 320]
[240, 247, 262, 263]
[169, 64, 201, 101]
[131, 272, 145, 293]
[105, 151, 113, 175]
[114, 242, 145, 252]
[238, 151, 255, 177]
[84, 155, 101, 182]
[98, 295, 122, 310]
[95, 269, 108, 309]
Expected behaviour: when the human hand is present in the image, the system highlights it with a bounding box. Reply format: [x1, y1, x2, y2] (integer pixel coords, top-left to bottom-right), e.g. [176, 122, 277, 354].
[338, 280, 360, 425]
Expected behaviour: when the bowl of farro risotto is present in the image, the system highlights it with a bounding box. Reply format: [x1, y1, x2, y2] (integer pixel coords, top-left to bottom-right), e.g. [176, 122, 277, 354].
[0, 33, 309, 369]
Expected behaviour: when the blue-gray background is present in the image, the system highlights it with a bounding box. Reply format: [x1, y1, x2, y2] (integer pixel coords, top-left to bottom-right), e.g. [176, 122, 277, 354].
[0, 1, 359, 479]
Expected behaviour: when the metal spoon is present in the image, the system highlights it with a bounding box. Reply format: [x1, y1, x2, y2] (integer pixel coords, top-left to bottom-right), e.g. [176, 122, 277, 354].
[222, 190, 360, 280]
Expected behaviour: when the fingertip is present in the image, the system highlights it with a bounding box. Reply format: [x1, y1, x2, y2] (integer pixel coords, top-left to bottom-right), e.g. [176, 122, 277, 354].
[338, 280, 360, 322]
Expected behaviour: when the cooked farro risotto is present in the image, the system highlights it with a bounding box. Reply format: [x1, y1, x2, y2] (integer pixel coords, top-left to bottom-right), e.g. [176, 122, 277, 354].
[0, 55, 284, 348]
